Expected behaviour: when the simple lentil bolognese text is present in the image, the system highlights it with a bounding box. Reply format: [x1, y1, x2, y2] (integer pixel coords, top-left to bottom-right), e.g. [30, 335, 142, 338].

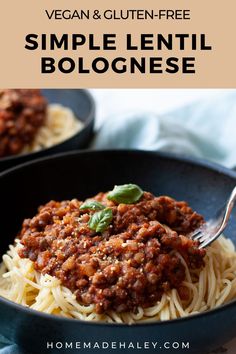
[0, 89, 82, 158]
[0, 184, 236, 323]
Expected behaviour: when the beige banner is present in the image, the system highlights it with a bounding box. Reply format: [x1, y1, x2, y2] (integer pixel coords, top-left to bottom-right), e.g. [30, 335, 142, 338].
[0, 0, 235, 88]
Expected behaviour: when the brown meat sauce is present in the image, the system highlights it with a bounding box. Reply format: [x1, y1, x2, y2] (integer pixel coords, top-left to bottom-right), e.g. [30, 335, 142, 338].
[0, 89, 47, 157]
[18, 192, 206, 314]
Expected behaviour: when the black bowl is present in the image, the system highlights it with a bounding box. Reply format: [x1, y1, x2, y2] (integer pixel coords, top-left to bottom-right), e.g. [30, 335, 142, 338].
[0, 150, 236, 354]
[0, 89, 95, 172]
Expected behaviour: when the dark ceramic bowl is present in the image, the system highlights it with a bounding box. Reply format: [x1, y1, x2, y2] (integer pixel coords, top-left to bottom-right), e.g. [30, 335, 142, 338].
[0, 89, 95, 172]
[0, 150, 236, 354]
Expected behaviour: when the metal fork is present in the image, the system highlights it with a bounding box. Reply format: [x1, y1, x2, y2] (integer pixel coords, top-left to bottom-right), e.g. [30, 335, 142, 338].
[191, 186, 236, 249]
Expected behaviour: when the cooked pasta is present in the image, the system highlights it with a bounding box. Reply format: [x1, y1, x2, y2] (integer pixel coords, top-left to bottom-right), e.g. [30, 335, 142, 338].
[1, 236, 235, 324]
[1, 188, 236, 324]
[22, 104, 83, 153]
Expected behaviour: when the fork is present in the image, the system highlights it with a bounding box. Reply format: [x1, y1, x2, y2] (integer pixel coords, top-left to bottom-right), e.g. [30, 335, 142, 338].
[191, 186, 236, 249]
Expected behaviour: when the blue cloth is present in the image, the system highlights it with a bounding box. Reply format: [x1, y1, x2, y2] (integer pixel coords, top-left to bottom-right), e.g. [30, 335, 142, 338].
[1, 91, 236, 353]
[92, 91, 236, 168]
[0, 335, 25, 354]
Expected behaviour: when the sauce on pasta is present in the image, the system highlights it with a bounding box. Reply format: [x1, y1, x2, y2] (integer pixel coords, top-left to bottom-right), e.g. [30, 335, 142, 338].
[1, 186, 236, 323]
[18, 190, 205, 314]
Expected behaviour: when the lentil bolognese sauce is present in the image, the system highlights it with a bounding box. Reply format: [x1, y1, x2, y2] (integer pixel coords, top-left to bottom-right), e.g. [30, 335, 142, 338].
[0, 89, 47, 157]
[1, 184, 236, 323]
[0, 89, 82, 158]
[19, 186, 205, 313]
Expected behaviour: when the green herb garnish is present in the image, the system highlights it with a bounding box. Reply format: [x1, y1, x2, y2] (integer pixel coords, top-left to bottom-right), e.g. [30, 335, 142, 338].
[107, 184, 143, 204]
[88, 208, 113, 233]
[80, 200, 105, 211]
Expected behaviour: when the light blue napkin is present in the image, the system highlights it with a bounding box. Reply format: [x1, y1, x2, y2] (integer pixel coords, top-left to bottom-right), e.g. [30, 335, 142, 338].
[91, 91, 236, 168]
[1, 91, 236, 353]
[0, 335, 22, 354]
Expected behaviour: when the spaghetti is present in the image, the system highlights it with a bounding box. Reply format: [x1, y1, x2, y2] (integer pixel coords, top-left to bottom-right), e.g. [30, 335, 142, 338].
[0, 188, 236, 324]
[22, 104, 83, 154]
[0, 236, 236, 324]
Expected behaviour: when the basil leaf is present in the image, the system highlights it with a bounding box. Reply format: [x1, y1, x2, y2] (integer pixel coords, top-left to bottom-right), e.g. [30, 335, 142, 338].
[88, 208, 113, 233]
[80, 200, 105, 211]
[107, 184, 143, 204]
